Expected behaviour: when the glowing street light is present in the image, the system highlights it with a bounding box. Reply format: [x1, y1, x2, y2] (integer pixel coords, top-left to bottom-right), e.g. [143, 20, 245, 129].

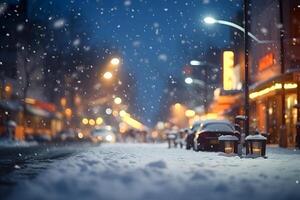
[185, 109, 196, 118]
[203, 16, 271, 44]
[82, 118, 89, 125]
[89, 119, 96, 126]
[203, 16, 217, 24]
[96, 117, 103, 125]
[203, 13, 255, 136]
[103, 71, 113, 80]
[190, 60, 202, 66]
[185, 77, 204, 87]
[114, 97, 122, 105]
[110, 57, 120, 66]
[185, 77, 193, 85]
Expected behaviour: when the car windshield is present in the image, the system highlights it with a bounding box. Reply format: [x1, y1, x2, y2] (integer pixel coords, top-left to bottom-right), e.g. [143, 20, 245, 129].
[191, 124, 201, 132]
[91, 129, 108, 136]
[202, 123, 234, 132]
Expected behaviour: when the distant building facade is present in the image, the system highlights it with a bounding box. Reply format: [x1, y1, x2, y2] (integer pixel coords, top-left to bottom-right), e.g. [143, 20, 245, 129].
[249, 0, 300, 147]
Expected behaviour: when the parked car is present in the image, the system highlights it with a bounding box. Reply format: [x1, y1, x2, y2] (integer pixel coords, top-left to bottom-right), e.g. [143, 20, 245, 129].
[53, 129, 79, 142]
[25, 133, 52, 143]
[193, 120, 240, 151]
[90, 126, 116, 143]
[185, 121, 202, 150]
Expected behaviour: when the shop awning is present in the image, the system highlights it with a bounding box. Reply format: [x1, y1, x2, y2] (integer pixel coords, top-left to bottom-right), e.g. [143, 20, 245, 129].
[25, 105, 52, 118]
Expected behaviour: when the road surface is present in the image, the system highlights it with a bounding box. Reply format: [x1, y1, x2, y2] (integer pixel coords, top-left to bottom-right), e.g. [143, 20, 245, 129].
[1, 143, 300, 200]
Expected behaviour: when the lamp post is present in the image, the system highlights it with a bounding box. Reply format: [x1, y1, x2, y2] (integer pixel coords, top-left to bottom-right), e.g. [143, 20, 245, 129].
[244, 0, 250, 137]
[203, 5, 255, 136]
[203, 16, 272, 44]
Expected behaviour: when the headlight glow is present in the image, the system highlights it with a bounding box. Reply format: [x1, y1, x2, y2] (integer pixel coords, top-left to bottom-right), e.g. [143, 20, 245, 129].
[105, 135, 113, 142]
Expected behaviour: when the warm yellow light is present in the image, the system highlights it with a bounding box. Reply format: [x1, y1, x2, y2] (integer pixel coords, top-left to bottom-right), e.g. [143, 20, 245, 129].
[60, 97, 67, 107]
[119, 122, 128, 133]
[114, 97, 122, 105]
[224, 141, 234, 154]
[4, 85, 12, 93]
[65, 108, 72, 118]
[96, 117, 103, 125]
[110, 57, 120, 66]
[249, 83, 297, 99]
[113, 110, 119, 117]
[200, 113, 218, 120]
[223, 51, 234, 91]
[82, 118, 89, 125]
[103, 71, 113, 79]
[174, 103, 182, 109]
[185, 109, 196, 118]
[122, 115, 144, 130]
[78, 132, 84, 139]
[25, 98, 36, 104]
[119, 110, 130, 117]
[89, 119, 96, 126]
[284, 83, 297, 89]
[151, 131, 159, 138]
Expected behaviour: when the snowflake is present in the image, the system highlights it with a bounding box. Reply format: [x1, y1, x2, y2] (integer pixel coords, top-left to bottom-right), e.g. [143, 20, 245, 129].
[53, 18, 66, 29]
[158, 54, 168, 62]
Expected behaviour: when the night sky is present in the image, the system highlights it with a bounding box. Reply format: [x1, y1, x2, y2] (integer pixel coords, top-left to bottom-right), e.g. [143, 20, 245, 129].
[7, 0, 243, 125]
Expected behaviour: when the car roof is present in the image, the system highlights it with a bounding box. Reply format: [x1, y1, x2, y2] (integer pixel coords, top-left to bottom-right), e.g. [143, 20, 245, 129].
[192, 120, 203, 126]
[201, 119, 232, 125]
[200, 120, 234, 132]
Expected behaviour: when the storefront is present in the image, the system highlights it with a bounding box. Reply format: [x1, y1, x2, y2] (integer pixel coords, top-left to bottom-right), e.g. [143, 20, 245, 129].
[249, 72, 300, 147]
[0, 98, 63, 140]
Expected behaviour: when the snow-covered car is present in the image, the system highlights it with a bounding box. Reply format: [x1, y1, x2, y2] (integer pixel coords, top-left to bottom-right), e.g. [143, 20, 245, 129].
[90, 126, 116, 143]
[185, 121, 202, 150]
[193, 120, 240, 151]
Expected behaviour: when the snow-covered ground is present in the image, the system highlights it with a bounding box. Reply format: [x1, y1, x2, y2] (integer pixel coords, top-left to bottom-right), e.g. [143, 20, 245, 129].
[9, 144, 300, 200]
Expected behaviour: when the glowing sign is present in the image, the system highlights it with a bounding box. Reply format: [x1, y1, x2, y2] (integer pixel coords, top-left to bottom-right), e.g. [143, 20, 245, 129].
[259, 53, 274, 72]
[223, 51, 235, 90]
[249, 83, 297, 99]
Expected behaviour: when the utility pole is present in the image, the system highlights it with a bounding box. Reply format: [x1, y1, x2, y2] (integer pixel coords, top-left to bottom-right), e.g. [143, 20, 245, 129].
[244, 0, 250, 136]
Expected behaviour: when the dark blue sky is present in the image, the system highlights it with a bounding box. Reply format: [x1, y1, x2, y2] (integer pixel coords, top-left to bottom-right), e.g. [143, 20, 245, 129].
[14, 0, 243, 125]
[90, 0, 243, 125]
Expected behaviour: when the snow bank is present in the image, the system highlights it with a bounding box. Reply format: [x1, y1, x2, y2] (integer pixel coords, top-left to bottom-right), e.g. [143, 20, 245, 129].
[245, 134, 267, 141]
[9, 144, 300, 200]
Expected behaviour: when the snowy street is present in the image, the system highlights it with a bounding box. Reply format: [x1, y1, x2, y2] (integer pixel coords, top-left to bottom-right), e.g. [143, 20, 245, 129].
[4, 144, 300, 200]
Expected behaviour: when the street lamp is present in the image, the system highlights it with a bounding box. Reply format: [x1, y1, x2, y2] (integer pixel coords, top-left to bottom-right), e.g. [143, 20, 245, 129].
[114, 97, 122, 105]
[203, 16, 272, 44]
[203, 16, 217, 24]
[190, 60, 202, 66]
[103, 71, 113, 80]
[184, 77, 204, 87]
[203, 11, 254, 136]
[185, 77, 193, 85]
[110, 57, 120, 66]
